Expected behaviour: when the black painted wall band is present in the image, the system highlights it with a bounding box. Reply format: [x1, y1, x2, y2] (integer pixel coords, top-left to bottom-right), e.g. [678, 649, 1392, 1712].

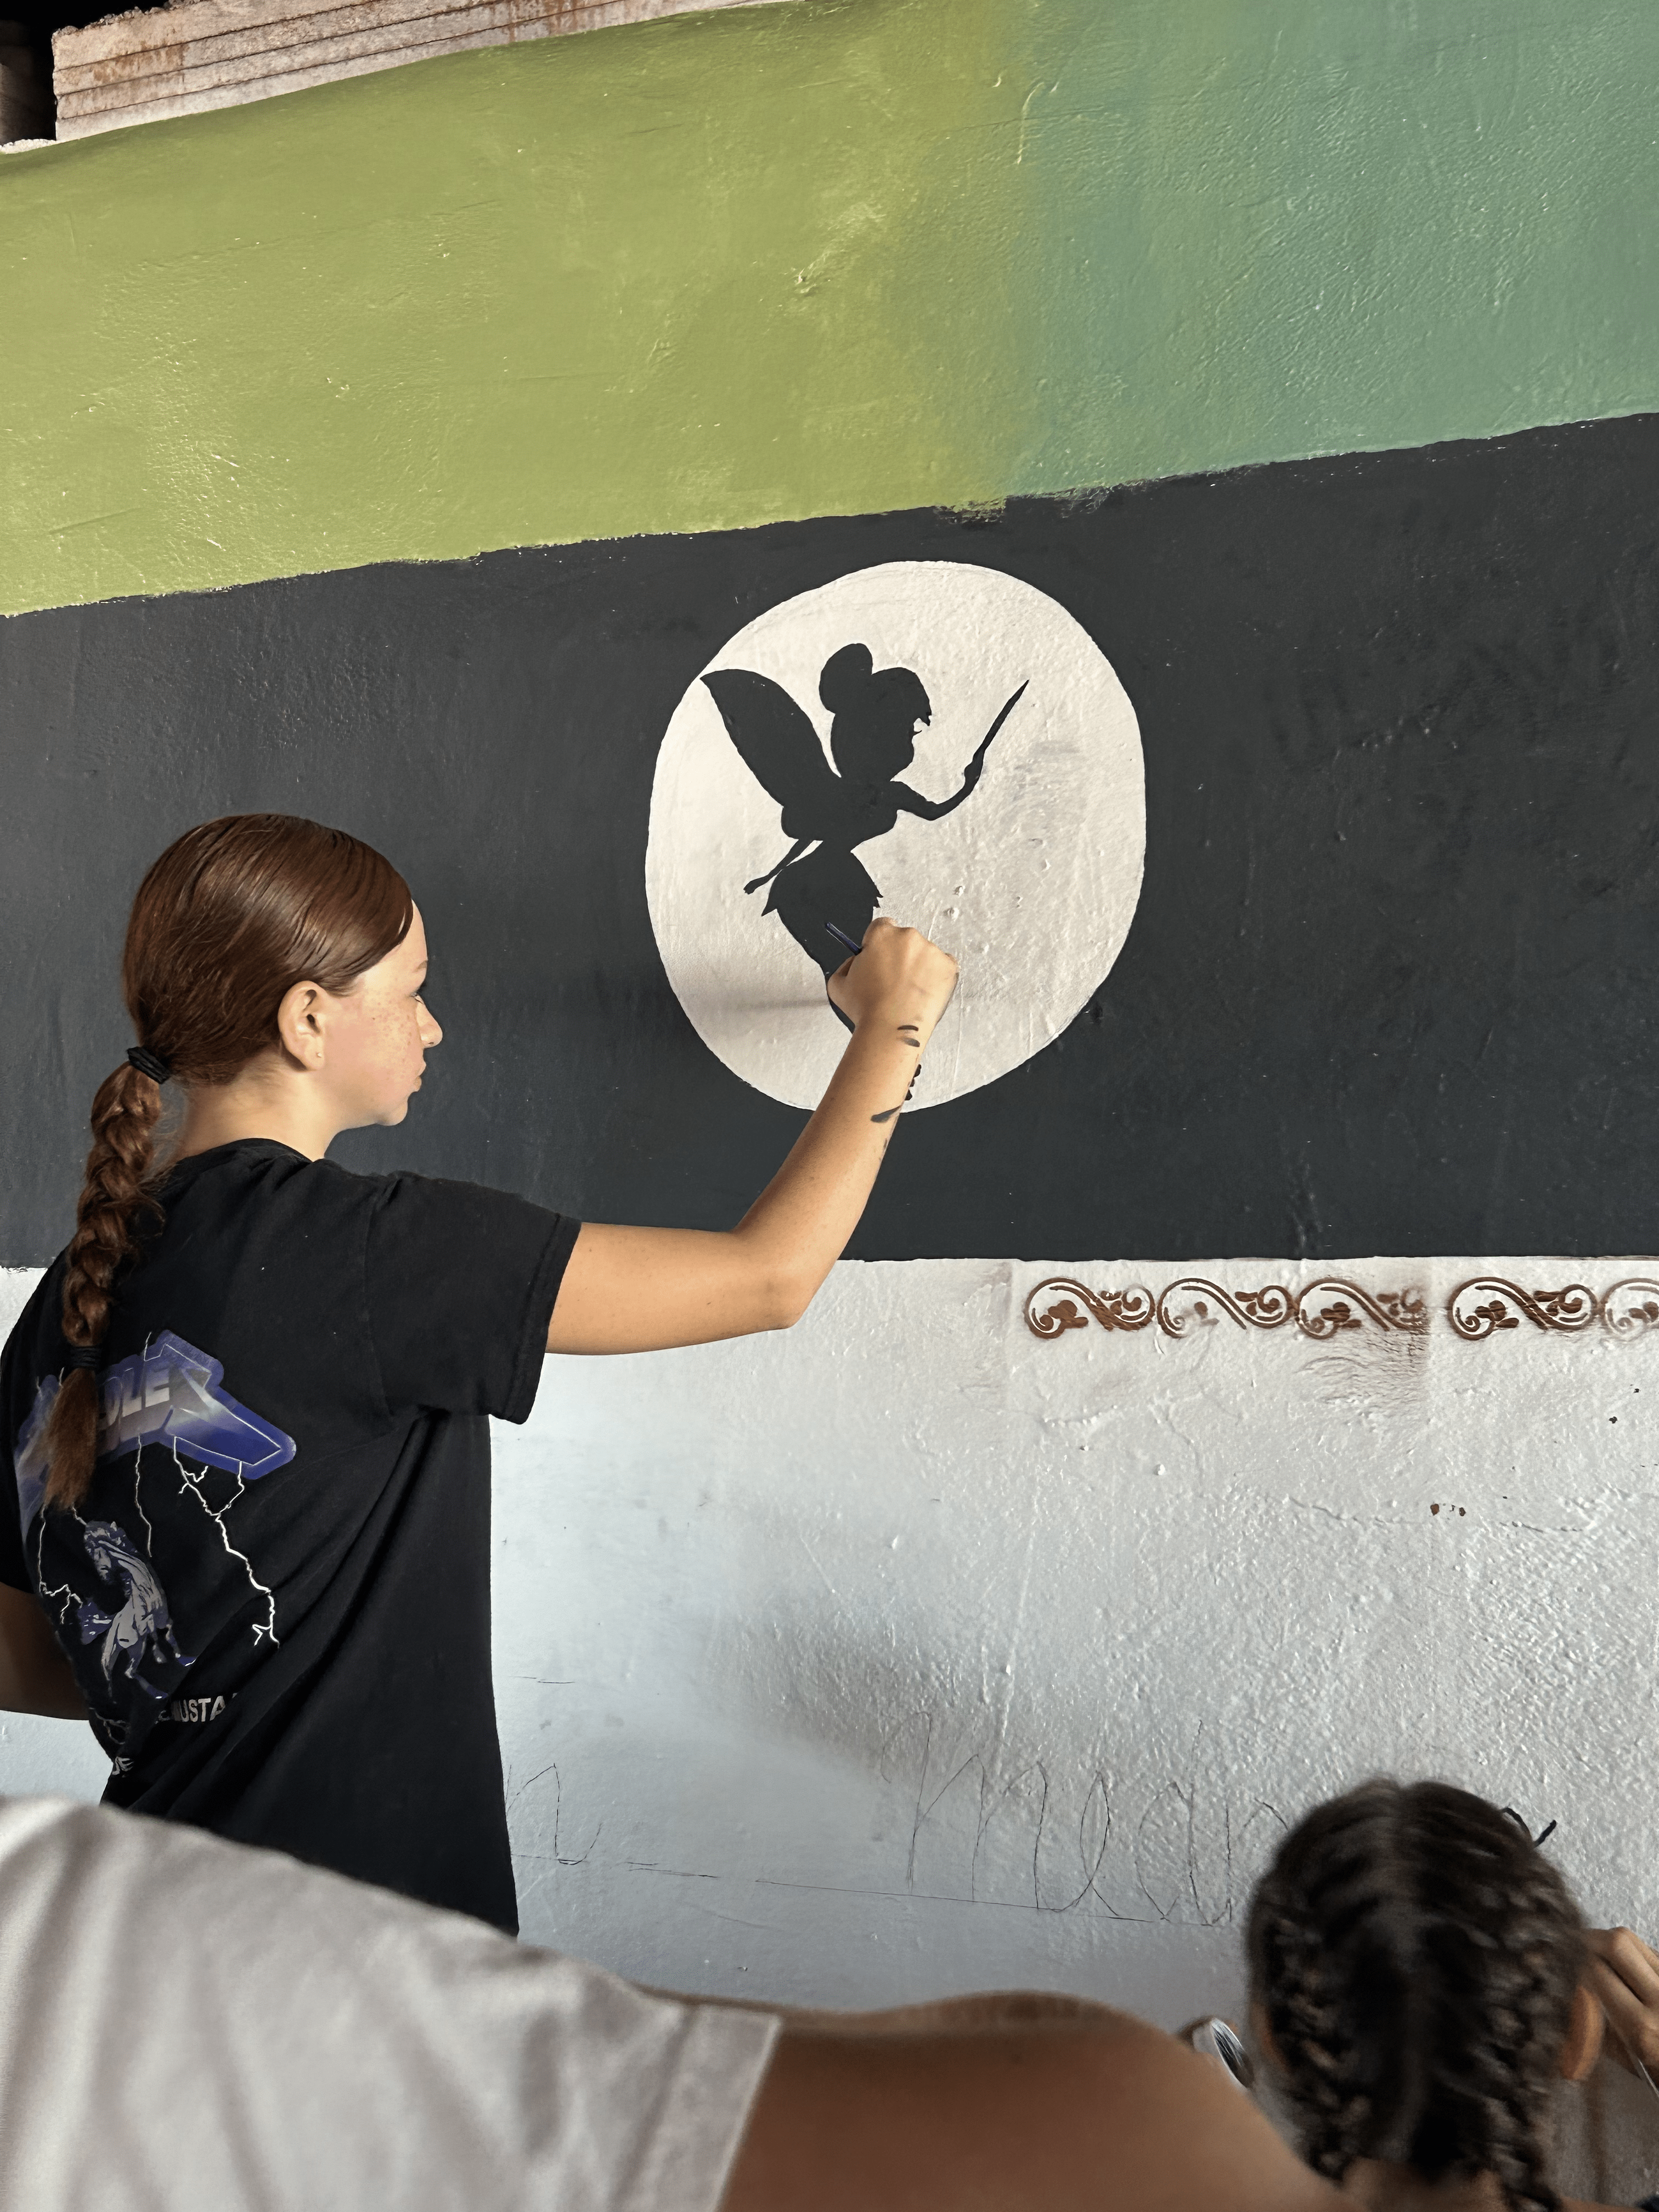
[3, 412, 1657, 1263]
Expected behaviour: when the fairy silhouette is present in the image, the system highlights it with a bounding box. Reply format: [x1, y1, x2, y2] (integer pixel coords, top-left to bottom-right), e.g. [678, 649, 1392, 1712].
[702, 642, 1026, 979]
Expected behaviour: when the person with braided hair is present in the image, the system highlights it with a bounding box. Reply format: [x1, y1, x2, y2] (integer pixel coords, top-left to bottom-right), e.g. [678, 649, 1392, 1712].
[3, 1774, 1656, 2211]
[0, 812, 959, 1930]
[1245, 1777, 1638, 2211]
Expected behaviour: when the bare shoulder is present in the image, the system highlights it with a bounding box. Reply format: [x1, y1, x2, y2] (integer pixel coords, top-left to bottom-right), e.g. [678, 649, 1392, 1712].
[1070, 2013, 1344, 2210]
[720, 1991, 1343, 2212]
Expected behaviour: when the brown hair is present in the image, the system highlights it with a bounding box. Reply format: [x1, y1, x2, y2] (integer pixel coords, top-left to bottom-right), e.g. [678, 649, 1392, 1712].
[1247, 1778, 1585, 2212]
[44, 815, 411, 1512]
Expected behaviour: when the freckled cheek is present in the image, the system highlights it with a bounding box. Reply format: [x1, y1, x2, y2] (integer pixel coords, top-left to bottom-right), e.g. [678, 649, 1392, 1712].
[357, 1008, 419, 1089]
[356, 990, 423, 1058]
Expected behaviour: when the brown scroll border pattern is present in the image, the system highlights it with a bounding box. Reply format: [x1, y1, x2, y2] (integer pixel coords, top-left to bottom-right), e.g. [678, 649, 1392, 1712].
[1024, 1278, 1659, 1344]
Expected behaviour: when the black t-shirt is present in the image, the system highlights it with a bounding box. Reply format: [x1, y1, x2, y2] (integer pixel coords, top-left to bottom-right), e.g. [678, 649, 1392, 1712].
[0, 1139, 578, 1934]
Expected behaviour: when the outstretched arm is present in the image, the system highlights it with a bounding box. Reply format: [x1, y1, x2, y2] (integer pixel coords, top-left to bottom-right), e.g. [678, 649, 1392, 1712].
[546, 919, 956, 1355]
[893, 679, 1028, 823]
[890, 783, 962, 823]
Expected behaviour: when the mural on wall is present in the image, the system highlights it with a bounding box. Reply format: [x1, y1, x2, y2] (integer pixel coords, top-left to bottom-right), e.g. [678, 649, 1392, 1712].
[647, 562, 1144, 1111]
[12, 13, 1659, 2186]
[3, 413, 1659, 1262]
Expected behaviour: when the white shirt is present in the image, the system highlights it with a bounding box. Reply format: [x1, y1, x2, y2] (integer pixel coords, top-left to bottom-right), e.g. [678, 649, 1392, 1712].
[0, 1796, 777, 2211]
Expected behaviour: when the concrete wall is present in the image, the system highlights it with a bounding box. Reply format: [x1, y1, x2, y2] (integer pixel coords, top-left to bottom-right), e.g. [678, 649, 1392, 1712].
[3, 0, 1658, 613]
[7, 0, 1659, 2192]
[8, 1252, 1659, 2193]
[499, 1254, 1659, 2202]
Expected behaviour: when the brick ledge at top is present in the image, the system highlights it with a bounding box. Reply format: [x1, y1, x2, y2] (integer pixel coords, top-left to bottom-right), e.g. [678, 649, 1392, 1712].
[52, 0, 776, 139]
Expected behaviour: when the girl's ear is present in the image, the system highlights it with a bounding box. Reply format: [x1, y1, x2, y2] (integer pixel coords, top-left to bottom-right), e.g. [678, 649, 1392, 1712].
[275, 979, 329, 1069]
[1560, 1983, 1605, 2081]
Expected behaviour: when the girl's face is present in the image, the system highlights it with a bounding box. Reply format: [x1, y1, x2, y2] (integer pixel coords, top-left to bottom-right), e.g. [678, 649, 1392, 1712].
[313, 906, 443, 1128]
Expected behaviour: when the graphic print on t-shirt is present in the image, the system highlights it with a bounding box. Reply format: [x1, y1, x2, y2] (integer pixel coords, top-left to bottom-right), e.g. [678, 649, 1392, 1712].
[10, 1331, 296, 1758]
[13, 1330, 296, 1534]
[74, 1517, 194, 1697]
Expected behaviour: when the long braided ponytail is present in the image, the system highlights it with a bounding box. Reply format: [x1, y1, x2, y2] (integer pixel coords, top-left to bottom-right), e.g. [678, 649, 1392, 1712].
[1248, 1780, 1584, 2211]
[43, 815, 411, 1513]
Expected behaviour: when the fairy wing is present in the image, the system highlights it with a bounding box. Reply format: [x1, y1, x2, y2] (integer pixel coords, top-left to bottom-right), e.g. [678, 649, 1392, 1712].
[702, 668, 842, 840]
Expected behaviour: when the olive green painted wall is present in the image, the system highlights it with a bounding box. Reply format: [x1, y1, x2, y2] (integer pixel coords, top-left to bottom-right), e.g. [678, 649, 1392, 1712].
[2, 0, 1657, 616]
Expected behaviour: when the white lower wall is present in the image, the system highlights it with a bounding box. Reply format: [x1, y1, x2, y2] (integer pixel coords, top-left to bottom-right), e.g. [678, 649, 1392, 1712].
[7, 1256, 1659, 2193]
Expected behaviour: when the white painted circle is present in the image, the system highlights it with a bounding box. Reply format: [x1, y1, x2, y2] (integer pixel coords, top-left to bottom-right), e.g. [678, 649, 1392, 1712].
[646, 560, 1144, 1111]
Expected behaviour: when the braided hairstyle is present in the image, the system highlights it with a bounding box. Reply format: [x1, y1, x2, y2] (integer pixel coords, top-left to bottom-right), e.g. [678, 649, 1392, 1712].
[1247, 1779, 1585, 2211]
[44, 815, 410, 1513]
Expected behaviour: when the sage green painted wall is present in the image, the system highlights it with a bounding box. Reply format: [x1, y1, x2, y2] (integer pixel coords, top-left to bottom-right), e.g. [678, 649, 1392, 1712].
[2, 0, 1657, 616]
[1009, 0, 1659, 499]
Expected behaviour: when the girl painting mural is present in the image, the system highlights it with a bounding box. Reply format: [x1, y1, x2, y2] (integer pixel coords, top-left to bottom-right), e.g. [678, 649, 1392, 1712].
[0, 814, 958, 1928]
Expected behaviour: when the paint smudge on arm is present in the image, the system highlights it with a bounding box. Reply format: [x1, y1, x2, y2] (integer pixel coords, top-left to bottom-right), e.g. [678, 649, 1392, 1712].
[871, 1059, 923, 1123]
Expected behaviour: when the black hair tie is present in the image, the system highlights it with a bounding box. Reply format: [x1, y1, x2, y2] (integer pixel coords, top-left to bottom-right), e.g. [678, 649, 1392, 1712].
[62, 1345, 103, 1373]
[127, 1045, 172, 1085]
[1500, 1805, 1559, 1849]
